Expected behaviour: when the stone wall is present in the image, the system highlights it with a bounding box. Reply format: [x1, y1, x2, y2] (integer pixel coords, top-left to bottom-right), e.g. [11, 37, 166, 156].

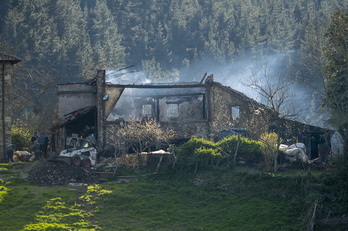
[103, 82, 272, 148]
[103, 85, 208, 143]
[0, 62, 13, 161]
[160, 121, 209, 139]
[158, 95, 205, 122]
[57, 83, 97, 119]
[208, 83, 271, 140]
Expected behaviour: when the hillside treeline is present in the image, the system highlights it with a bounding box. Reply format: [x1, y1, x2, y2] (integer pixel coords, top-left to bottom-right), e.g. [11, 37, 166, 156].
[0, 0, 346, 130]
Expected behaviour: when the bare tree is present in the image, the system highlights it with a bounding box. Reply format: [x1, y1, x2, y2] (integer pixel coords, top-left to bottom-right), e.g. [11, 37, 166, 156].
[0, 41, 59, 134]
[243, 63, 296, 117]
[11, 63, 58, 134]
[114, 119, 176, 168]
[259, 132, 282, 167]
[243, 62, 298, 172]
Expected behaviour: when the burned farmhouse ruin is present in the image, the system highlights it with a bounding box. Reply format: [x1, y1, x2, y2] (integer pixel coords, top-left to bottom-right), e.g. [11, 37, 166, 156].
[51, 70, 332, 161]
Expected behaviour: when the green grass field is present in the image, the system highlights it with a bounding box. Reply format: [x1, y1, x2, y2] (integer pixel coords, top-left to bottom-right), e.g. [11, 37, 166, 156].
[0, 162, 343, 230]
[92, 180, 303, 231]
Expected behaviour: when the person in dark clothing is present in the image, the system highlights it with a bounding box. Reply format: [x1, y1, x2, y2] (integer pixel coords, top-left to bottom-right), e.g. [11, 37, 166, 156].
[37, 133, 46, 159]
[44, 136, 50, 158]
[6, 144, 15, 163]
[33, 141, 40, 161]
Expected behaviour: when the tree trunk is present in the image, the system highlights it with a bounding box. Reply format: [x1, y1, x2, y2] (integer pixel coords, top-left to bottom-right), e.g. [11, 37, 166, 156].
[343, 135, 348, 162]
[274, 135, 281, 173]
[339, 127, 348, 162]
[274, 152, 278, 173]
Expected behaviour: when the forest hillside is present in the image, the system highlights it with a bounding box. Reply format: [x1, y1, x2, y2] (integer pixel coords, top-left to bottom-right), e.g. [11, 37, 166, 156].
[0, 0, 347, 130]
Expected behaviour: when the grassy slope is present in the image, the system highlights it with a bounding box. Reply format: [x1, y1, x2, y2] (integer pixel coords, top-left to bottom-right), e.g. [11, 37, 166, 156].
[0, 163, 84, 231]
[0, 162, 324, 231]
[94, 180, 302, 231]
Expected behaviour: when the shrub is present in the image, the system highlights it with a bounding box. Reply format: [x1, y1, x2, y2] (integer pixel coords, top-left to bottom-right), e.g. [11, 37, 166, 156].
[194, 147, 222, 169]
[173, 137, 218, 170]
[318, 160, 348, 215]
[259, 132, 280, 164]
[174, 136, 266, 170]
[11, 120, 33, 152]
[217, 135, 263, 164]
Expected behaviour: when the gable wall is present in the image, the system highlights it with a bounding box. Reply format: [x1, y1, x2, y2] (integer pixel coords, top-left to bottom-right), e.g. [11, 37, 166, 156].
[57, 84, 97, 119]
[209, 83, 271, 140]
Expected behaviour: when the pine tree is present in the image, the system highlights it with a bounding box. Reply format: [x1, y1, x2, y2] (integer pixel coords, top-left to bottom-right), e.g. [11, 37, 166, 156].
[89, 0, 126, 69]
[54, 0, 94, 79]
[3, 0, 60, 66]
[323, 9, 348, 160]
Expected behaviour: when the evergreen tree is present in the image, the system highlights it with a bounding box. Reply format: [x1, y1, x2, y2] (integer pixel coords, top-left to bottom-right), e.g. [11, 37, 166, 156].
[323, 9, 348, 160]
[54, 0, 94, 79]
[3, 0, 60, 68]
[89, 0, 126, 69]
[1, 0, 347, 134]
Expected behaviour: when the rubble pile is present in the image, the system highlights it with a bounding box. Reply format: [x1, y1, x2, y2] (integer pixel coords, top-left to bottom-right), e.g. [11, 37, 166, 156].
[27, 161, 99, 186]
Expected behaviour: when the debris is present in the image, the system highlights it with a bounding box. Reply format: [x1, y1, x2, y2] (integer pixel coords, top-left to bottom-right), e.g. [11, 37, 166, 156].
[15, 151, 32, 161]
[280, 143, 309, 163]
[67, 183, 88, 192]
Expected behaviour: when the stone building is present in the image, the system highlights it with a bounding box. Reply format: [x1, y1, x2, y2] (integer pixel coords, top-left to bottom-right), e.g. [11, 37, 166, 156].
[0, 52, 21, 162]
[52, 70, 332, 161]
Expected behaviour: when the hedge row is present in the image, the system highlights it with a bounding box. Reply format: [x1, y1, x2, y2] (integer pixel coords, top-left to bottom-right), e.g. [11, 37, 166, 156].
[173, 136, 263, 171]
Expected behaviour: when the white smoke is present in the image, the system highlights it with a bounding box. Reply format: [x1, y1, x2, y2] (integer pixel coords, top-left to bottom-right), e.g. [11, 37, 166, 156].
[106, 69, 151, 84]
[180, 53, 330, 128]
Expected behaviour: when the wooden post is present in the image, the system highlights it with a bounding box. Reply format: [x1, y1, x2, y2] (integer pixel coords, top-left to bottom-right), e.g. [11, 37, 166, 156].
[97, 70, 106, 149]
[1, 61, 6, 162]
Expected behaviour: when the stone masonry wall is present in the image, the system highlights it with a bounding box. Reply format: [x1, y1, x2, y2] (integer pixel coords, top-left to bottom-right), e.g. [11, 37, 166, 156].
[209, 83, 271, 140]
[0, 62, 13, 161]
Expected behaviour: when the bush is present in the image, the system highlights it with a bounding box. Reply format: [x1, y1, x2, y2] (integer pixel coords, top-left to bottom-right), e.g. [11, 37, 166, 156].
[173, 137, 218, 170]
[259, 132, 280, 164]
[194, 147, 222, 170]
[174, 136, 263, 171]
[217, 135, 263, 164]
[318, 160, 348, 215]
[11, 120, 33, 152]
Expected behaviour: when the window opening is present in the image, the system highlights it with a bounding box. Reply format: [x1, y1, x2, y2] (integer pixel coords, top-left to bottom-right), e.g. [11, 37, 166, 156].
[167, 103, 179, 118]
[231, 106, 240, 120]
[142, 104, 152, 117]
